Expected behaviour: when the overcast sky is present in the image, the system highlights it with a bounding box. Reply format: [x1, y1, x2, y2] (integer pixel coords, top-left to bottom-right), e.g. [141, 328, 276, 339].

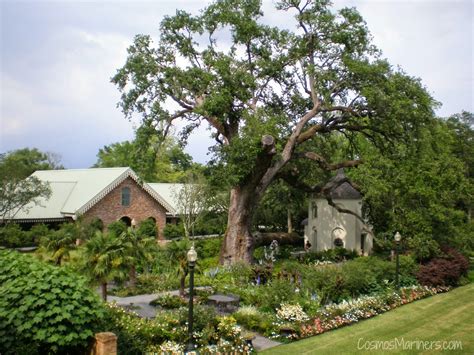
[1, 0, 472, 168]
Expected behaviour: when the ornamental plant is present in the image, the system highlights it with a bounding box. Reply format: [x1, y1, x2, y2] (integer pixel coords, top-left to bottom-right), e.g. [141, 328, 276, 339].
[273, 286, 450, 341]
[416, 247, 469, 286]
[0, 250, 104, 354]
[276, 304, 309, 323]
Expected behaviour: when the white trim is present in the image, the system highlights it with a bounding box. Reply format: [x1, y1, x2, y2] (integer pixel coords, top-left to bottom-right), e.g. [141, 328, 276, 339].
[73, 168, 175, 216]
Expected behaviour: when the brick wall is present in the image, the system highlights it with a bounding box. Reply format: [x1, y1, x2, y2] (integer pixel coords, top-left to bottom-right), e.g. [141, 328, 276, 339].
[83, 177, 167, 238]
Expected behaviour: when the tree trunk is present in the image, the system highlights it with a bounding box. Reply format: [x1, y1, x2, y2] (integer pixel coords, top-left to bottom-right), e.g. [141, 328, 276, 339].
[101, 282, 107, 301]
[129, 265, 136, 288]
[179, 270, 188, 297]
[219, 187, 257, 265]
[287, 208, 293, 233]
[219, 135, 281, 265]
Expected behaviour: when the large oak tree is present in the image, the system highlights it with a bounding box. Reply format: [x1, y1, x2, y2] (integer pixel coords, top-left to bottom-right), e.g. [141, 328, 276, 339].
[113, 0, 435, 264]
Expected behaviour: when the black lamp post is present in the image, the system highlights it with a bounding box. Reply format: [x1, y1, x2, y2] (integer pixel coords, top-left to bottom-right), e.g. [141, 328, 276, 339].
[394, 232, 401, 290]
[186, 244, 197, 353]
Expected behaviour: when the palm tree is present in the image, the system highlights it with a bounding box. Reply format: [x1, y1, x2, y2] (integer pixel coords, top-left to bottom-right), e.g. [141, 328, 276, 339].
[40, 223, 77, 265]
[81, 231, 127, 301]
[165, 239, 191, 296]
[119, 226, 157, 287]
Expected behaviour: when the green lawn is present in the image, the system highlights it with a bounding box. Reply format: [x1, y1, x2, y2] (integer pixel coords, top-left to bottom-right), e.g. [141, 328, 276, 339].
[262, 283, 474, 354]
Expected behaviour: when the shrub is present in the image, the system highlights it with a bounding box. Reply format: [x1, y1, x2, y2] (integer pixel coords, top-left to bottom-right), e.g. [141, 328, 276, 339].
[107, 220, 128, 237]
[104, 304, 178, 354]
[178, 304, 218, 334]
[150, 294, 187, 309]
[0, 250, 104, 354]
[138, 218, 157, 238]
[408, 235, 440, 262]
[417, 247, 469, 286]
[233, 306, 274, 333]
[0, 223, 35, 248]
[163, 223, 185, 239]
[299, 248, 358, 264]
[29, 223, 52, 244]
[196, 237, 222, 258]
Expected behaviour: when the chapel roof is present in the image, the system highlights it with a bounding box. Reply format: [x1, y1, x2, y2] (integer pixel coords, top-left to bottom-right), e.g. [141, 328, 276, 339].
[324, 169, 362, 200]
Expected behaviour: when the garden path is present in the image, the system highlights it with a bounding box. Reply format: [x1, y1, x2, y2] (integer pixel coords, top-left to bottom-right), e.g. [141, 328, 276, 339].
[108, 290, 282, 351]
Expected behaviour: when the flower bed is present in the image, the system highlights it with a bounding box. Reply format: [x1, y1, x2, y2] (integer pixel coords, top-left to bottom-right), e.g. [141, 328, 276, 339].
[270, 285, 450, 341]
[105, 303, 253, 354]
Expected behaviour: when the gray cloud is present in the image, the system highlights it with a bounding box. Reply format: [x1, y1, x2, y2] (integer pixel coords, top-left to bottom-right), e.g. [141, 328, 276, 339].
[1, 0, 472, 168]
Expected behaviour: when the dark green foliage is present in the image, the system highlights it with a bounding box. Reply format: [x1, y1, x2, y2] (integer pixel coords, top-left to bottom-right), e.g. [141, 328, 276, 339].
[138, 218, 157, 238]
[233, 306, 274, 334]
[195, 237, 222, 258]
[0, 250, 104, 354]
[350, 116, 473, 257]
[417, 247, 469, 287]
[102, 304, 176, 354]
[0, 148, 60, 220]
[178, 304, 218, 332]
[107, 220, 128, 237]
[163, 222, 185, 239]
[0, 223, 35, 248]
[150, 294, 187, 309]
[299, 248, 359, 263]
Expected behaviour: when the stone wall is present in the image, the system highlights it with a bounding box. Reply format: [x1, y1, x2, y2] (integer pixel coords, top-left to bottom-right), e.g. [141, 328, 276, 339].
[83, 177, 167, 238]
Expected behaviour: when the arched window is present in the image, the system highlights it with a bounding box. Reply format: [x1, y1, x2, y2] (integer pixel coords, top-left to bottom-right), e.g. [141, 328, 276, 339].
[121, 187, 131, 206]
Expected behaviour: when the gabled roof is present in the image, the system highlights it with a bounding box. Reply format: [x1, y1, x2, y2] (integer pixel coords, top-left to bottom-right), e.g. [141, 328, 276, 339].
[11, 167, 176, 221]
[147, 183, 185, 214]
[320, 169, 362, 200]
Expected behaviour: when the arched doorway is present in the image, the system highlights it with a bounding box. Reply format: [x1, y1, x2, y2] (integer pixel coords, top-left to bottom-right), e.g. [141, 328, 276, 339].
[120, 216, 132, 227]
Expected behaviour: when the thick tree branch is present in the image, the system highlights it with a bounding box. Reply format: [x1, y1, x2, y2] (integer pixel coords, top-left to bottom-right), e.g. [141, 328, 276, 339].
[296, 124, 325, 144]
[300, 152, 363, 171]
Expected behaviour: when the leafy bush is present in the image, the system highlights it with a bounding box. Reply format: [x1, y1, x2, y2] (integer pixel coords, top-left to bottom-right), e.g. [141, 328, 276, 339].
[408, 235, 440, 262]
[107, 220, 127, 237]
[0, 250, 104, 354]
[233, 306, 274, 333]
[150, 294, 187, 309]
[138, 218, 157, 238]
[299, 248, 359, 263]
[416, 247, 469, 286]
[163, 223, 185, 239]
[104, 304, 178, 354]
[195, 237, 222, 259]
[0, 223, 35, 248]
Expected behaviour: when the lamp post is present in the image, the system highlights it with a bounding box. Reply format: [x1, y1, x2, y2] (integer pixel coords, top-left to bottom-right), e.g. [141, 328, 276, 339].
[186, 244, 198, 353]
[394, 232, 402, 290]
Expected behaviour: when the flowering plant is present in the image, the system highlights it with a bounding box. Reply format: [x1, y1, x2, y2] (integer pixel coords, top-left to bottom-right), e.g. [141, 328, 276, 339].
[276, 303, 309, 323]
[273, 286, 450, 341]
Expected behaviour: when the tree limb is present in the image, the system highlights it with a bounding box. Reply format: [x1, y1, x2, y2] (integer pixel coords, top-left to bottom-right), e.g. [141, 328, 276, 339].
[300, 152, 363, 171]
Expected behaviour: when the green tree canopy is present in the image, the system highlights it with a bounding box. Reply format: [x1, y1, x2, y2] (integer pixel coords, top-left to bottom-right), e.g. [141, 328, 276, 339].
[0, 148, 61, 220]
[113, 0, 437, 264]
[349, 114, 474, 258]
[94, 124, 199, 182]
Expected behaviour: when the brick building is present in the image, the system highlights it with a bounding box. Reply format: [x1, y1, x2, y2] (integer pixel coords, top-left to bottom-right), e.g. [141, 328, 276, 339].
[8, 167, 182, 237]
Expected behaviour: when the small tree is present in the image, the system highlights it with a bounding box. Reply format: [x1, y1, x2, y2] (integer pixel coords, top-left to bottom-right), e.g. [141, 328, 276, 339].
[119, 226, 157, 287]
[0, 148, 61, 221]
[174, 173, 208, 238]
[165, 239, 191, 296]
[81, 231, 127, 301]
[40, 223, 78, 265]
